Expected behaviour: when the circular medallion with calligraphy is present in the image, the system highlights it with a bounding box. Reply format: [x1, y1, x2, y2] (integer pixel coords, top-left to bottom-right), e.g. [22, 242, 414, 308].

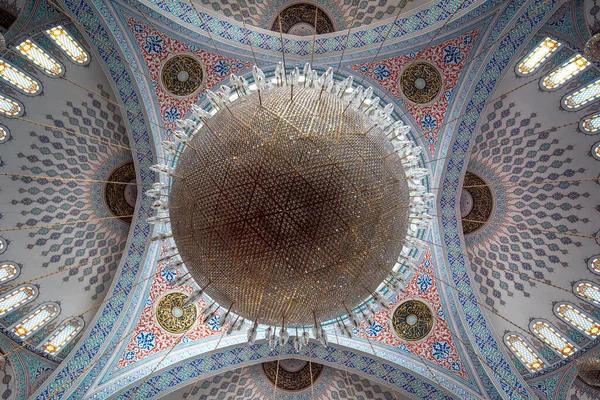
[161, 55, 204, 97]
[262, 359, 324, 391]
[155, 292, 198, 334]
[104, 162, 137, 223]
[391, 300, 434, 341]
[400, 62, 443, 104]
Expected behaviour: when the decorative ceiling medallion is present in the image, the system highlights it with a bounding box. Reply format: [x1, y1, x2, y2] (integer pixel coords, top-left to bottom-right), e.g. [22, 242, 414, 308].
[155, 292, 198, 334]
[104, 162, 137, 223]
[271, 4, 335, 36]
[262, 359, 323, 391]
[399, 62, 443, 104]
[391, 300, 434, 341]
[161, 55, 204, 97]
[460, 172, 493, 235]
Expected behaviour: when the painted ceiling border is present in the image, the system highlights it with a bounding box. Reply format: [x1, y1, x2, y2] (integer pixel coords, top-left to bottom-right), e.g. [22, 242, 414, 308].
[438, 0, 564, 399]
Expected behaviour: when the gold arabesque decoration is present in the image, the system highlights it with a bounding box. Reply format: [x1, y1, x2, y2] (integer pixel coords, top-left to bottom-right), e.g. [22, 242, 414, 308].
[155, 292, 198, 334]
[161, 55, 204, 97]
[400, 62, 443, 104]
[391, 299, 434, 341]
[104, 162, 137, 223]
[262, 360, 324, 391]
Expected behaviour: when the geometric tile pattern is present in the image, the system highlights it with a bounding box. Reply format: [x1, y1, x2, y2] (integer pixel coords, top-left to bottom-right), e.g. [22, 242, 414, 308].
[168, 363, 402, 400]
[31, 0, 559, 399]
[351, 29, 480, 153]
[112, 341, 455, 399]
[353, 252, 467, 379]
[466, 99, 591, 311]
[116, 246, 222, 369]
[10, 87, 132, 300]
[125, 16, 251, 132]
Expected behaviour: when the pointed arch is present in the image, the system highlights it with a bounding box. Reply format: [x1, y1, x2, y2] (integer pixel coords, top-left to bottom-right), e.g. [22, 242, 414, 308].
[12, 302, 60, 338]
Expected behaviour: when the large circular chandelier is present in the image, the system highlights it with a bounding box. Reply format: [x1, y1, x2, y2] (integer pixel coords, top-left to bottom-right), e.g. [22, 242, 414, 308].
[148, 64, 432, 349]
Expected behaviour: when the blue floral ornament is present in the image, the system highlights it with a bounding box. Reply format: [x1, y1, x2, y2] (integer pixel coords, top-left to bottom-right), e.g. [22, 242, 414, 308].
[207, 315, 220, 330]
[213, 60, 231, 76]
[417, 274, 433, 292]
[365, 322, 383, 337]
[136, 332, 156, 351]
[432, 341, 451, 360]
[125, 351, 135, 360]
[165, 106, 181, 123]
[443, 45, 462, 64]
[421, 114, 437, 131]
[144, 35, 163, 54]
[161, 268, 177, 282]
[373, 64, 391, 81]
[452, 361, 461, 371]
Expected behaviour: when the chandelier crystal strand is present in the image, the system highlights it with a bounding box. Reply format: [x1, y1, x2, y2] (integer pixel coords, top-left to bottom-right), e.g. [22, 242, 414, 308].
[148, 64, 432, 346]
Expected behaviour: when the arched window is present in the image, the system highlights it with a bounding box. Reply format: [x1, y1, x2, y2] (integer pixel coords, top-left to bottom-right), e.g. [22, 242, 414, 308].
[46, 26, 89, 64]
[0, 125, 9, 143]
[0, 59, 40, 94]
[593, 142, 600, 160]
[0, 286, 37, 316]
[531, 320, 576, 356]
[589, 256, 600, 274]
[16, 40, 62, 76]
[505, 333, 544, 372]
[541, 54, 589, 90]
[0, 262, 19, 283]
[575, 281, 600, 305]
[564, 79, 600, 109]
[41, 317, 83, 354]
[581, 114, 600, 133]
[13, 303, 59, 337]
[556, 303, 600, 338]
[517, 38, 560, 75]
[0, 93, 23, 116]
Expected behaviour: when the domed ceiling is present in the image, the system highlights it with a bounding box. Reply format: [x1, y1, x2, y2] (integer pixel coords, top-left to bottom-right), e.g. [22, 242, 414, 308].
[0, 0, 598, 399]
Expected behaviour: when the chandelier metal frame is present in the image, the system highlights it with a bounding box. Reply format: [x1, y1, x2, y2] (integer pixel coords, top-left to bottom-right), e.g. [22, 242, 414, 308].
[148, 63, 433, 350]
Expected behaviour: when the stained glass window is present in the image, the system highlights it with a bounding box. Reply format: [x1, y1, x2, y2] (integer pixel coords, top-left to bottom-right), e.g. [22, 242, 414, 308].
[46, 26, 88, 64]
[556, 303, 600, 338]
[542, 54, 589, 90]
[13, 303, 59, 337]
[0, 125, 9, 143]
[0, 59, 40, 94]
[517, 38, 560, 75]
[564, 79, 600, 109]
[42, 317, 83, 354]
[0, 263, 19, 283]
[591, 257, 600, 274]
[0, 286, 36, 316]
[593, 142, 600, 160]
[505, 334, 544, 372]
[532, 321, 576, 356]
[576, 282, 600, 305]
[0, 93, 22, 116]
[16, 40, 62, 76]
[581, 114, 600, 133]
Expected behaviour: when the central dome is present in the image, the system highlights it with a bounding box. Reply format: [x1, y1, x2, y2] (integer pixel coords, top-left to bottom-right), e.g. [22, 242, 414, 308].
[170, 85, 409, 326]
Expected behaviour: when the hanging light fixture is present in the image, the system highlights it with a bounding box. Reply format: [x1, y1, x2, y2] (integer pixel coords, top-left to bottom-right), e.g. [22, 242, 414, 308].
[149, 63, 432, 347]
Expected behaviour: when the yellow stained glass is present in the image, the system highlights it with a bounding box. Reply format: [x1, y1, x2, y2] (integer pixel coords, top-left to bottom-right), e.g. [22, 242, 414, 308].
[42, 318, 83, 354]
[0, 93, 21, 116]
[532, 321, 576, 356]
[505, 334, 544, 372]
[46, 26, 88, 64]
[518, 38, 560, 75]
[16, 40, 62, 75]
[14, 304, 58, 337]
[0, 59, 40, 94]
[542, 54, 589, 89]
